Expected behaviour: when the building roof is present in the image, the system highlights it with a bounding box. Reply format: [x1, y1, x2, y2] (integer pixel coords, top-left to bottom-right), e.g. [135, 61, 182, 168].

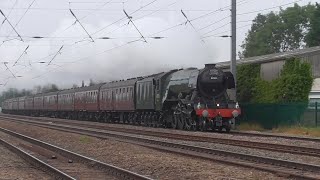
[216, 46, 320, 69]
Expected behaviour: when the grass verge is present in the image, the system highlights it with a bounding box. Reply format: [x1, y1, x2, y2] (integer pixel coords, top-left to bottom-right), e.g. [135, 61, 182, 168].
[272, 126, 320, 137]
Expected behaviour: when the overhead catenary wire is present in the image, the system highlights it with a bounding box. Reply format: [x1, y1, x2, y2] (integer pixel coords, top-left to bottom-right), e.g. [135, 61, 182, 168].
[47, 45, 64, 66]
[69, 9, 95, 42]
[123, 9, 147, 43]
[3, 0, 36, 42]
[0, 9, 23, 41]
[202, 24, 252, 39]
[48, 0, 114, 40]
[32, 38, 142, 79]
[237, 0, 302, 16]
[3, 62, 16, 78]
[2, 0, 307, 83]
[12, 45, 30, 67]
[0, 0, 18, 31]
[200, 0, 304, 38]
[91, 0, 159, 36]
[189, 0, 247, 22]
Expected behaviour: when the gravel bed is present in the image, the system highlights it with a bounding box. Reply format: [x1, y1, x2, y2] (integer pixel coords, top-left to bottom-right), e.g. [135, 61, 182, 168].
[129, 133, 320, 166]
[0, 141, 51, 180]
[0, 119, 286, 180]
[0, 131, 117, 180]
[65, 123, 320, 167]
[31, 116, 320, 149]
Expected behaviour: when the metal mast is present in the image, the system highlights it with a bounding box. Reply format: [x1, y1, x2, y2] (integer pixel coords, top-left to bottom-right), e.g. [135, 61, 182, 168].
[231, 0, 237, 101]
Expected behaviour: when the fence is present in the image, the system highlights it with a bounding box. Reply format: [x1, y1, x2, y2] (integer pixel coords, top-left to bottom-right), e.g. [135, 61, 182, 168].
[239, 102, 319, 129]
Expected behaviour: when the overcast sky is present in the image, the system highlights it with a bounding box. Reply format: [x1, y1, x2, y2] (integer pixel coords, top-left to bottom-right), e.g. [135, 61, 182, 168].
[0, 0, 318, 92]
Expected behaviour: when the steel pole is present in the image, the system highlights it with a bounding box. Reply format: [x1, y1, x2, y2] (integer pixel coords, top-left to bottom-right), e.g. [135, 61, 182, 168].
[231, 0, 237, 101]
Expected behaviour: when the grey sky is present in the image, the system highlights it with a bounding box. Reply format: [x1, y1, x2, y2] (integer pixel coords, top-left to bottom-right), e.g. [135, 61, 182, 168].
[0, 0, 318, 92]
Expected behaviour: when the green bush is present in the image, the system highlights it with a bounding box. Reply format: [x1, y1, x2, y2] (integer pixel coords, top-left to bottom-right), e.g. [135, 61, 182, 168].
[237, 58, 313, 129]
[237, 57, 313, 103]
[237, 64, 260, 103]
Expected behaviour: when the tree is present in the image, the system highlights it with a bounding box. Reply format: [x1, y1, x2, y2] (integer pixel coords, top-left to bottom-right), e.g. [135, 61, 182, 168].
[240, 3, 316, 58]
[41, 84, 59, 93]
[72, 84, 79, 88]
[274, 58, 313, 103]
[305, 3, 320, 47]
[237, 64, 260, 103]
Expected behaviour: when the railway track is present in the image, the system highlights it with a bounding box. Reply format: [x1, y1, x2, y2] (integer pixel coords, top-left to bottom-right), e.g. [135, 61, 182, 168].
[0, 127, 152, 180]
[0, 138, 75, 180]
[2, 114, 320, 158]
[1, 115, 320, 179]
[230, 131, 320, 143]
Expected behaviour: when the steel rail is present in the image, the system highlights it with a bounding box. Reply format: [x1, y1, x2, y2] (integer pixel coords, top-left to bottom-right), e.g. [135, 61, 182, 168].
[4, 113, 320, 143]
[0, 127, 152, 180]
[0, 138, 76, 180]
[2, 114, 320, 158]
[230, 131, 320, 143]
[0, 117, 320, 179]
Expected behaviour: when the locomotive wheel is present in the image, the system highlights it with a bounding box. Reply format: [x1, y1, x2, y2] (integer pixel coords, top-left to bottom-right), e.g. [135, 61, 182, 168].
[183, 110, 196, 131]
[199, 117, 208, 132]
[172, 114, 178, 129]
[176, 114, 184, 130]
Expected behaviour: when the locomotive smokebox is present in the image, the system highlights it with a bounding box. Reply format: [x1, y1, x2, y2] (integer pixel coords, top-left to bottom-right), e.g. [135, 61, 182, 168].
[198, 63, 225, 99]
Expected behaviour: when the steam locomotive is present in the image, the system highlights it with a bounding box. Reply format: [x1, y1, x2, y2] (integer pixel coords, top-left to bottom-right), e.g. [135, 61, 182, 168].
[2, 64, 240, 132]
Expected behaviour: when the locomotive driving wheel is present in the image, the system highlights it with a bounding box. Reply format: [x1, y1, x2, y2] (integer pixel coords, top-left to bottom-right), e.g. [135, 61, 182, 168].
[182, 106, 196, 131]
[173, 104, 185, 130]
[199, 117, 208, 132]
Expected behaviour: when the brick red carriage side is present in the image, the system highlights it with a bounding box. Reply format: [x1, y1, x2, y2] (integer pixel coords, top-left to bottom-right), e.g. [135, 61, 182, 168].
[99, 79, 138, 122]
[18, 96, 26, 114]
[25, 96, 34, 115]
[57, 89, 75, 118]
[43, 92, 59, 117]
[33, 94, 44, 116]
[12, 98, 19, 113]
[73, 84, 105, 120]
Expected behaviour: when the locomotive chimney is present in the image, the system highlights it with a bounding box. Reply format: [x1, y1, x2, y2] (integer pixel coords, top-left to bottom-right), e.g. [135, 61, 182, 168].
[205, 64, 216, 68]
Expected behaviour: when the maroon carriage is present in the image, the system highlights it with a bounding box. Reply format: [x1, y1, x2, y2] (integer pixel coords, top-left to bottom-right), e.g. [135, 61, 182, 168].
[12, 98, 19, 112]
[100, 79, 137, 112]
[25, 96, 34, 115]
[99, 79, 137, 123]
[1, 99, 12, 113]
[33, 94, 44, 116]
[57, 89, 75, 118]
[18, 96, 26, 114]
[74, 84, 104, 120]
[43, 92, 59, 117]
